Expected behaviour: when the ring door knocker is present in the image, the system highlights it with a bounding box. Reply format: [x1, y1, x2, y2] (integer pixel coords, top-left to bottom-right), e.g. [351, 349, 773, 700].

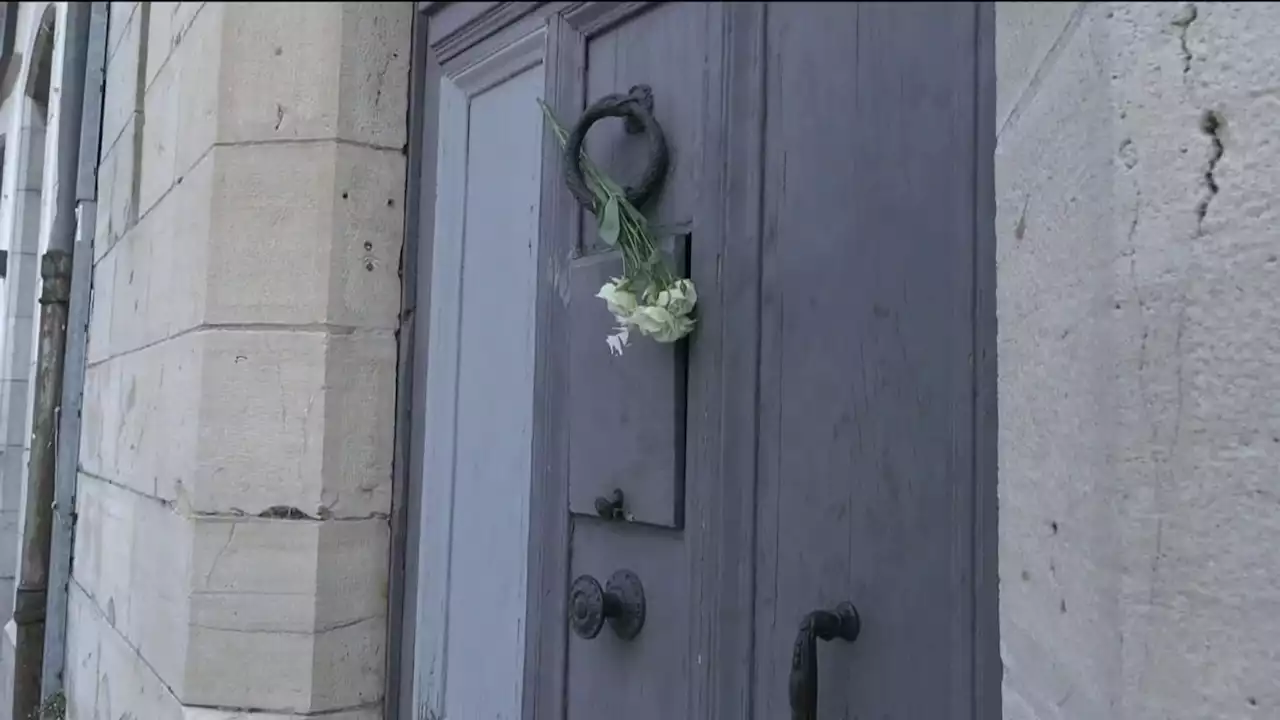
[789, 602, 862, 720]
[562, 84, 671, 214]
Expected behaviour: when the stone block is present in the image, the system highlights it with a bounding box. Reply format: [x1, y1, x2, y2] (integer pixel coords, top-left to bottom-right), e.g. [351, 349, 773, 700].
[334, 2, 414, 149]
[69, 473, 136, 646]
[128, 482, 197, 691]
[107, 1, 140, 63]
[182, 708, 381, 720]
[184, 516, 388, 711]
[310, 613, 386, 712]
[63, 582, 102, 719]
[71, 474, 193, 695]
[0, 446, 23, 510]
[96, 117, 140, 262]
[78, 333, 203, 503]
[13, 131, 45, 192]
[0, 382, 12, 446]
[2, 313, 32, 380]
[77, 584, 185, 720]
[0, 509, 17, 571]
[69, 481, 389, 713]
[98, 153, 212, 360]
[7, 252, 39, 320]
[0, 503, 14, 542]
[140, 32, 181, 217]
[172, 2, 222, 176]
[93, 139, 116, 251]
[103, 222, 149, 352]
[216, 3, 411, 149]
[1, 377, 28, 448]
[102, 6, 143, 157]
[85, 244, 115, 366]
[0, 579, 11, 632]
[173, 1, 207, 35]
[192, 328, 394, 517]
[327, 142, 407, 328]
[154, 150, 215, 332]
[204, 141, 403, 329]
[145, 1, 180, 90]
[319, 330, 397, 517]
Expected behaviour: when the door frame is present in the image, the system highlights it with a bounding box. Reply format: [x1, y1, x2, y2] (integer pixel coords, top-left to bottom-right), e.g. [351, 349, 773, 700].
[387, 3, 1000, 718]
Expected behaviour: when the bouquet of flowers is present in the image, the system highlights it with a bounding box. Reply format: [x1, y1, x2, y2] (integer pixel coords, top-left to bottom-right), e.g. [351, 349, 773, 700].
[539, 100, 698, 356]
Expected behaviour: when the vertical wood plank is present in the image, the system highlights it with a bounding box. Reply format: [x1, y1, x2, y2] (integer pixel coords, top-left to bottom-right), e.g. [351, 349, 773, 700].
[686, 2, 766, 717]
[444, 61, 544, 720]
[751, 3, 985, 716]
[522, 12, 579, 720]
[414, 74, 469, 719]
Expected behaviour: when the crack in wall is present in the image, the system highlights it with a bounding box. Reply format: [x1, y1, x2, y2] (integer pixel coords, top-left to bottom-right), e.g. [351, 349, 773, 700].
[1195, 109, 1224, 234]
[998, 2, 1087, 139]
[1171, 3, 1198, 78]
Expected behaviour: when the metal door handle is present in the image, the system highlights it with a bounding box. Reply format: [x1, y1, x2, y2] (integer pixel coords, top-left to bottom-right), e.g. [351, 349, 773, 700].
[568, 569, 646, 641]
[789, 601, 861, 720]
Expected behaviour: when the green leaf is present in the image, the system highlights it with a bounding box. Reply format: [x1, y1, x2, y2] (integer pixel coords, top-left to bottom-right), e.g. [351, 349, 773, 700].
[648, 245, 666, 267]
[598, 196, 621, 247]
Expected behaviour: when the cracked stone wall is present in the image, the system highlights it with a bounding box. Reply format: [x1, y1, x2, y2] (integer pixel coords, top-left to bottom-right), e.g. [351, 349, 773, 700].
[65, 3, 410, 718]
[998, 3, 1279, 719]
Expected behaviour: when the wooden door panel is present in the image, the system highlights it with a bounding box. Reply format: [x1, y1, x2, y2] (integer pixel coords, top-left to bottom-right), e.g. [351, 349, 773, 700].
[751, 3, 987, 717]
[568, 525, 689, 716]
[411, 26, 547, 720]
[553, 3, 713, 718]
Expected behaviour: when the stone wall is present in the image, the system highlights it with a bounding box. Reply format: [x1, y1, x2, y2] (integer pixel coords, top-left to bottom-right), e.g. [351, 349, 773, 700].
[997, 2, 1280, 718]
[64, 3, 410, 717]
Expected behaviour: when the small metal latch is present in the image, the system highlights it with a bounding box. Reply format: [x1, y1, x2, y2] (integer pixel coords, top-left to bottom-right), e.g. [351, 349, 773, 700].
[593, 488, 626, 520]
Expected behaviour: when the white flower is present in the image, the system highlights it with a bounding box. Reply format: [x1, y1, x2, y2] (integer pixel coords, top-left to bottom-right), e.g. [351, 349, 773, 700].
[629, 304, 694, 343]
[664, 278, 697, 316]
[597, 280, 637, 320]
[605, 325, 631, 356]
[598, 276, 698, 354]
[629, 305, 672, 335]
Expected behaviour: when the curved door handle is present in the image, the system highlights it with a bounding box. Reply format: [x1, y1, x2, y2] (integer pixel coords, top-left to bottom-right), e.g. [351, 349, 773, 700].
[789, 601, 861, 720]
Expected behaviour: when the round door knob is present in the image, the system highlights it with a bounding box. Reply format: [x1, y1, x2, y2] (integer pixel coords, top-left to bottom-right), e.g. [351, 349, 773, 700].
[568, 569, 646, 641]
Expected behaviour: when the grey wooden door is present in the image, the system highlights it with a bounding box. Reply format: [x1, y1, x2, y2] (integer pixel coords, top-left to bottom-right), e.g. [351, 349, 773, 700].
[407, 3, 996, 719]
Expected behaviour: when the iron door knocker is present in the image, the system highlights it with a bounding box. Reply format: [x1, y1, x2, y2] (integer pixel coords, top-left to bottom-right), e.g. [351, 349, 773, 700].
[562, 84, 670, 214]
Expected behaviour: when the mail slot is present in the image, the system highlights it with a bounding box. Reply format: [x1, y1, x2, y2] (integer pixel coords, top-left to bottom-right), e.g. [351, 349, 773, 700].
[566, 235, 689, 529]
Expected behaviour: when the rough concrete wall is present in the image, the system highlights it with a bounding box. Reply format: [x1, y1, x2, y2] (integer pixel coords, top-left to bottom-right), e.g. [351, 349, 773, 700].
[998, 2, 1280, 718]
[65, 3, 409, 718]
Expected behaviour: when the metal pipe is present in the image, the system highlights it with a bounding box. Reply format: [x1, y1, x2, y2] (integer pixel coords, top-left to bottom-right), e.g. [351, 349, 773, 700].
[12, 251, 70, 720]
[11, 3, 93, 717]
[42, 1, 108, 704]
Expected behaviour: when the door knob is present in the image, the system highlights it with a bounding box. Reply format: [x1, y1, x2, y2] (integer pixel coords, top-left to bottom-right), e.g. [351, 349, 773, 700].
[789, 601, 861, 720]
[568, 569, 646, 641]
